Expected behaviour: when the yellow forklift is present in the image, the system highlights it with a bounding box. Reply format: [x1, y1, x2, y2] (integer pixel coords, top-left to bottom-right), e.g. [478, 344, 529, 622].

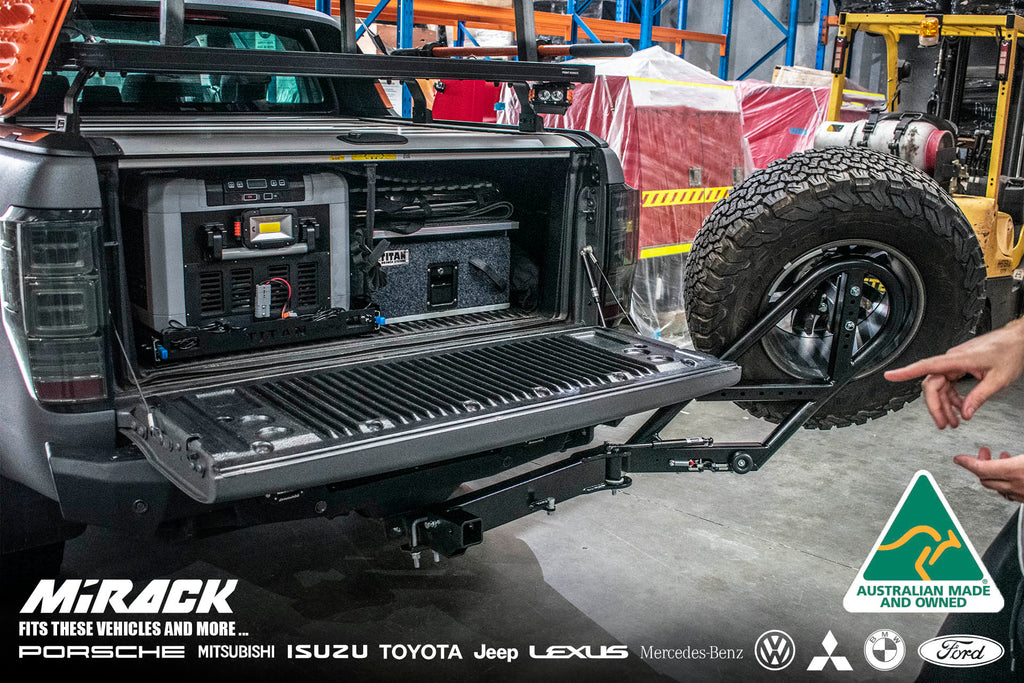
[822, 12, 1024, 328]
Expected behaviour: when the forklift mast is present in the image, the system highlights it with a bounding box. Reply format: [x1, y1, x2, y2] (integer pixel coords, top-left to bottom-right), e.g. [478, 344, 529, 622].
[827, 12, 1022, 204]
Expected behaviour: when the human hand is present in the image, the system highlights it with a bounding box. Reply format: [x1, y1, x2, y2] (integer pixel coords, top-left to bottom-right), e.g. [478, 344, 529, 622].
[883, 319, 1024, 429]
[954, 447, 1024, 503]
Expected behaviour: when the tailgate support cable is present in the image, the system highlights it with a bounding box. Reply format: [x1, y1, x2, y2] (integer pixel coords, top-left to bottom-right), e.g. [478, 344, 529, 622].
[579, 247, 606, 327]
[112, 324, 155, 431]
[580, 245, 639, 333]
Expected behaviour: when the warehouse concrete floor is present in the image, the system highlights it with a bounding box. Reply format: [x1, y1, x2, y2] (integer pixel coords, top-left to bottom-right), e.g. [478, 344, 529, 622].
[51, 379, 1024, 681]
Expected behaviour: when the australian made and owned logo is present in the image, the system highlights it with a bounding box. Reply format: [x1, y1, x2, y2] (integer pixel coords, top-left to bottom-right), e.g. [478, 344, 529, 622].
[844, 471, 1003, 613]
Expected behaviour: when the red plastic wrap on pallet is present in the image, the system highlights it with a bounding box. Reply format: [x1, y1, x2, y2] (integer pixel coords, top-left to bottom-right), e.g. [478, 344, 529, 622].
[733, 81, 832, 170]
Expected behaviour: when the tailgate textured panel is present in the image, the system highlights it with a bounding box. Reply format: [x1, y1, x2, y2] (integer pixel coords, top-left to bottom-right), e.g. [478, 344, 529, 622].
[243, 334, 656, 439]
[125, 329, 739, 502]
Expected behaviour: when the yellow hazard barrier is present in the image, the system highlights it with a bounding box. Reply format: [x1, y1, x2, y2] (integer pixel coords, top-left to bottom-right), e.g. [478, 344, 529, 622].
[640, 243, 691, 259]
[642, 186, 731, 208]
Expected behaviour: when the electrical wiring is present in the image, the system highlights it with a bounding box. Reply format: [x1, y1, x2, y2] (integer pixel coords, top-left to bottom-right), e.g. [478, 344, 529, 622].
[299, 307, 351, 322]
[264, 277, 293, 317]
[161, 319, 245, 350]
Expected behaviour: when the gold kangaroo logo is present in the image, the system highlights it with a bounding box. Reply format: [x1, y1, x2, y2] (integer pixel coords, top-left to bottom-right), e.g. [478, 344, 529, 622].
[877, 525, 962, 580]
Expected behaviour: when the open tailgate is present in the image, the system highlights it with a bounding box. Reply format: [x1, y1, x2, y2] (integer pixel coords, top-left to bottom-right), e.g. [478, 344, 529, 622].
[121, 328, 739, 503]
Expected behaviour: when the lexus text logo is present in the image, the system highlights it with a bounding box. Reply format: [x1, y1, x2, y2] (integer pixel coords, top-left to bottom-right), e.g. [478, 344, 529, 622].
[754, 630, 795, 671]
[918, 635, 1004, 668]
[528, 645, 629, 659]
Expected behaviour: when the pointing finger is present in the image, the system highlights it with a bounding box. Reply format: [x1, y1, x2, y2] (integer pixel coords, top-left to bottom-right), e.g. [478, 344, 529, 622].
[884, 356, 967, 382]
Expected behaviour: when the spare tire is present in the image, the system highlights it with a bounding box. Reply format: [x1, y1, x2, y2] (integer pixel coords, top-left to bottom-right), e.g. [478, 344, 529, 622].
[684, 146, 987, 429]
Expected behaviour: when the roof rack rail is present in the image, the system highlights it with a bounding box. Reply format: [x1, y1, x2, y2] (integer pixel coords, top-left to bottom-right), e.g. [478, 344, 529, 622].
[55, 43, 596, 84]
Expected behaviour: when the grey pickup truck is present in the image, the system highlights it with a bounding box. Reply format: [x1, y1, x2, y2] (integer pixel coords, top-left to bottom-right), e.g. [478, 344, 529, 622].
[0, 0, 743, 579]
[0, 0, 984, 581]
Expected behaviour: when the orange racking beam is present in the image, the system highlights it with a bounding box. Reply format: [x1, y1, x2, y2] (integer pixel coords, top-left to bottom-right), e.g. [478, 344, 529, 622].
[291, 0, 726, 56]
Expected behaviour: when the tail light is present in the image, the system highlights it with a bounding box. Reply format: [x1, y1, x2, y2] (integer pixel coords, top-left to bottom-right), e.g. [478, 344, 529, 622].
[601, 185, 640, 319]
[1, 207, 109, 405]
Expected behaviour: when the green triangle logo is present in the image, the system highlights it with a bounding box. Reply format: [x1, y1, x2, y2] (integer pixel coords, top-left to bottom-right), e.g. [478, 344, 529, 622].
[844, 470, 1003, 613]
[863, 475, 981, 581]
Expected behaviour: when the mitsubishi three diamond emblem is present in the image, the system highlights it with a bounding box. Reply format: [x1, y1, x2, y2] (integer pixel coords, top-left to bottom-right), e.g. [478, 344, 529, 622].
[808, 631, 853, 671]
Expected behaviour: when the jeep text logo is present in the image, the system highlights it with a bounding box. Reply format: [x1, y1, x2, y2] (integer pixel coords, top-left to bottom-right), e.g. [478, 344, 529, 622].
[20, 579, 238, 614]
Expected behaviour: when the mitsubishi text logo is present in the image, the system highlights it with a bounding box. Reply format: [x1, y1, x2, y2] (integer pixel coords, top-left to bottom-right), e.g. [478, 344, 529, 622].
[754, 630, 795, 671]
[808, 631, 852, 671]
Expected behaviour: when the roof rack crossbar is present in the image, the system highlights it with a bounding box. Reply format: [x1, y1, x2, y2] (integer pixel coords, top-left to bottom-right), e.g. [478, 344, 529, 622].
[57, 43, 596, 84]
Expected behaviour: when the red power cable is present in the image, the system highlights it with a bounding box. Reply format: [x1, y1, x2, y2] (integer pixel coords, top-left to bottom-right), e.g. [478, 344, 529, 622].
[266, 277, 292, 317]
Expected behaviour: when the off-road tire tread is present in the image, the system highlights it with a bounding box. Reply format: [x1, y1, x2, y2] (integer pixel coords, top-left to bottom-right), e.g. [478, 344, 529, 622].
[684, 147, 987, 429]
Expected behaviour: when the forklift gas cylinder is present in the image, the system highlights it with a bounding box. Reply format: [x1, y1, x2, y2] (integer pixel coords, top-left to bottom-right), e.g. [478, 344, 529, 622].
[814, 117, 954, 174]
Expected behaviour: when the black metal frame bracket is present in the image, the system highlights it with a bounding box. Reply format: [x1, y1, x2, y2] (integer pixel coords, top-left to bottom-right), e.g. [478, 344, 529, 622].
[54, 68, 94, 136]
[605, 257, 883, 475]
[389, 256, 907, 563]
[514, 82, 544, 133]
[394, 448, 632, 560]
[52, 0, 586, 131]
[159, 0, 184, 47]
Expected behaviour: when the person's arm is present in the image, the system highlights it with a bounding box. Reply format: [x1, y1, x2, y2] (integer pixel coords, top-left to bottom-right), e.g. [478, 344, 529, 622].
[883, 317, 1024, 428]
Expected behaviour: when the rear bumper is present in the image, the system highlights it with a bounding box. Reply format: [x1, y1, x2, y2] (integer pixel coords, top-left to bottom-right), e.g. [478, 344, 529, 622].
[46, 428, 595, 532]
[49, 446, 198, 532]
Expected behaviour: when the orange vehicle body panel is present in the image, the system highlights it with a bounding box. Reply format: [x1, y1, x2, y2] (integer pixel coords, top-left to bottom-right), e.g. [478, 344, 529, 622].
[0, 0, 74, 118]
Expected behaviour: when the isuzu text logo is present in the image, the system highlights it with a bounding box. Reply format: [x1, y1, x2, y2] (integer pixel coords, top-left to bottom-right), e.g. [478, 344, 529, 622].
[20, 579, 238, 614]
